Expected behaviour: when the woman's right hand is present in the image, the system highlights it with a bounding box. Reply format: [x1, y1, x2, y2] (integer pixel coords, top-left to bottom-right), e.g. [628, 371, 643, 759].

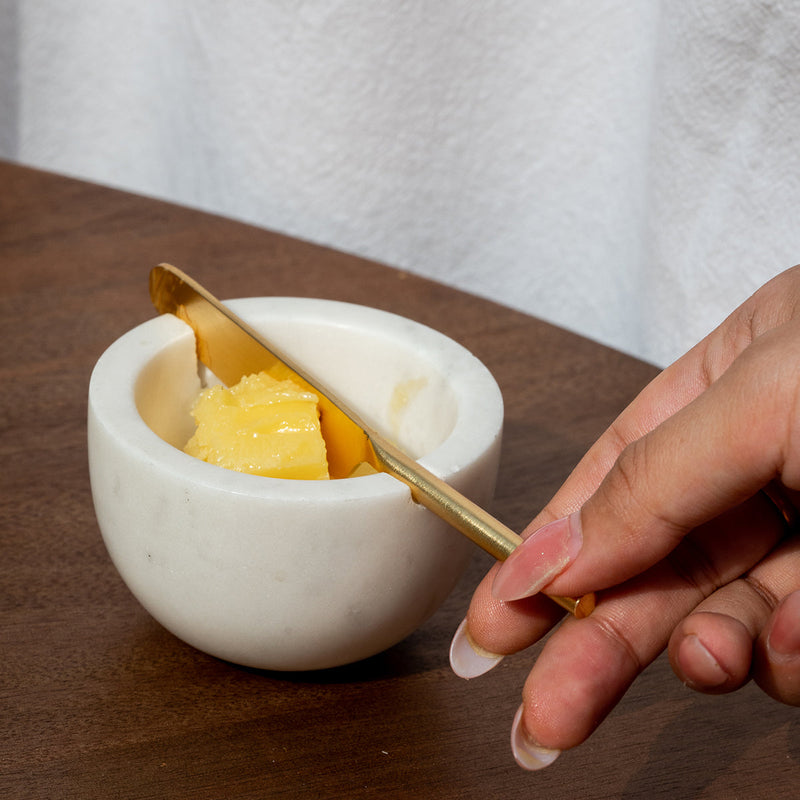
[451, 265, 800, 769]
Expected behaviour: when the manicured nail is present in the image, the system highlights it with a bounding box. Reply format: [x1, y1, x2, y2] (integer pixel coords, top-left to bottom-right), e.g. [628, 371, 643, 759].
[510, 704, 561, 771]
[492, 512, 583, 602]
[449, 618, 504, 679]
[680, 634, 728, 688]
[767, 590, 800, 659]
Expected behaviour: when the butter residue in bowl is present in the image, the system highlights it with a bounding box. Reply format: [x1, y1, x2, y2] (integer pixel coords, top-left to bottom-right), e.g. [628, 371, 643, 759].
[388, 377, 428, 442]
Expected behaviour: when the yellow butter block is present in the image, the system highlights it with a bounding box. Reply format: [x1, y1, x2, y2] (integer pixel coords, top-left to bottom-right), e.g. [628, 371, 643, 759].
[184, 372, 330, 480]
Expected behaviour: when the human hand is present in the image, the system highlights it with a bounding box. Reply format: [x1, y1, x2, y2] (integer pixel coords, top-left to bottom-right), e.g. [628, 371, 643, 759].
[450, 265, 800, 770]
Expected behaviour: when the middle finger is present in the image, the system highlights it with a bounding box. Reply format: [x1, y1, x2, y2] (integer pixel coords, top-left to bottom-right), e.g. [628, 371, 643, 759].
[515, 492, 786, 750]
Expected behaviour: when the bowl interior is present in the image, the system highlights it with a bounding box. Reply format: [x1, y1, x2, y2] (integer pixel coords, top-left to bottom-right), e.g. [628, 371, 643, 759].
[134, 297, 494, 471]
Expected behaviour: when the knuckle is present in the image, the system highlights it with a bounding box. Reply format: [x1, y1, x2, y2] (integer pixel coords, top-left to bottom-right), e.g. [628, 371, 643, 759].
[603, 437, 685, 547]
[666, 535, 726, 600]
[743, 573, 781, 614]
[590, 612, 646, 676]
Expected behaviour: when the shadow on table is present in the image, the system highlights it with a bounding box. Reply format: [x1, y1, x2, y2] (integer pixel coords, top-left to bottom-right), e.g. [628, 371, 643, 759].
[239, 635, 437, 685]
[618, 682, 800, 799]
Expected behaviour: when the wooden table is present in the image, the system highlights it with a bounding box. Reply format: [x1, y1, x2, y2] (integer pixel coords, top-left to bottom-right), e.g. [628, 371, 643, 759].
[2, 161, 797, 799]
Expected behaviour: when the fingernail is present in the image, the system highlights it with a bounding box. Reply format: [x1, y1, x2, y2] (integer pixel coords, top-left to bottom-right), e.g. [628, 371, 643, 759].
[680, 634, 728, 688]
[767, 590, 800, 659]
[510, 704, 561, 771]
[449, 618, 504, 679]
[492, 512, 583, 602]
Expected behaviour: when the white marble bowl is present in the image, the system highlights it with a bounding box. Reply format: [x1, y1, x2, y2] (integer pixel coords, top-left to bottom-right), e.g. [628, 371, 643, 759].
[88, 297, 503, 671]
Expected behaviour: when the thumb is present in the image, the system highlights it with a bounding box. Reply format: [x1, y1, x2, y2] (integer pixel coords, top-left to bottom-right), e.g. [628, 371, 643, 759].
[492, 320, 800, 602]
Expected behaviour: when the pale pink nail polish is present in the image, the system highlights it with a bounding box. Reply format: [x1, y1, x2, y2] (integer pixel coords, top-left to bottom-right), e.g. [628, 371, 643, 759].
[492, 512, 583, 602]
[510, 704, 561, 771]
[449, 618, 504, 679]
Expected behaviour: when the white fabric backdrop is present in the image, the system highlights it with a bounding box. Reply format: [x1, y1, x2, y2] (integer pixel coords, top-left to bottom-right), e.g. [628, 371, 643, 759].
[3, 0, 800, 366]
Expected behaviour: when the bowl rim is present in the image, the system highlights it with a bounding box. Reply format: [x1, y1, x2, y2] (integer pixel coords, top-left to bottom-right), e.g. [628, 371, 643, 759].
[88, 296, 504, 501]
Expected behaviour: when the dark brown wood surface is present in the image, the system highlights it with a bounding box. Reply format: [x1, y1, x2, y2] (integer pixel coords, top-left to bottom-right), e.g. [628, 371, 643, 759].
[1, 161, 797, 799]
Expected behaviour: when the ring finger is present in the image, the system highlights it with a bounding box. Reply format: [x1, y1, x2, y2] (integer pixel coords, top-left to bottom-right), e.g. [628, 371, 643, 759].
[669, 532, 800, 703]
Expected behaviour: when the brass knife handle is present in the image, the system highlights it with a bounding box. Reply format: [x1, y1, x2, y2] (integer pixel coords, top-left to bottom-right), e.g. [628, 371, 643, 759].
[369, 437, 595, 619]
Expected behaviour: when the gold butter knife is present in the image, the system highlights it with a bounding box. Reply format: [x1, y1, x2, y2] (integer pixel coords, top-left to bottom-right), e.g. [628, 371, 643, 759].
[149, 263, 595, 619]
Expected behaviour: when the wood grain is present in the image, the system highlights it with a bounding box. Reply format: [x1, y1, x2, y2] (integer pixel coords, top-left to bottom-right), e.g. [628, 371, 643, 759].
[1, 161, 797, 799]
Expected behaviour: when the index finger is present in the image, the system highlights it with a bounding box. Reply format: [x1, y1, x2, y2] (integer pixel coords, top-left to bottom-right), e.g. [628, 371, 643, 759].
[493, 316, 800, 602]
[527, 265, 800, 533]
